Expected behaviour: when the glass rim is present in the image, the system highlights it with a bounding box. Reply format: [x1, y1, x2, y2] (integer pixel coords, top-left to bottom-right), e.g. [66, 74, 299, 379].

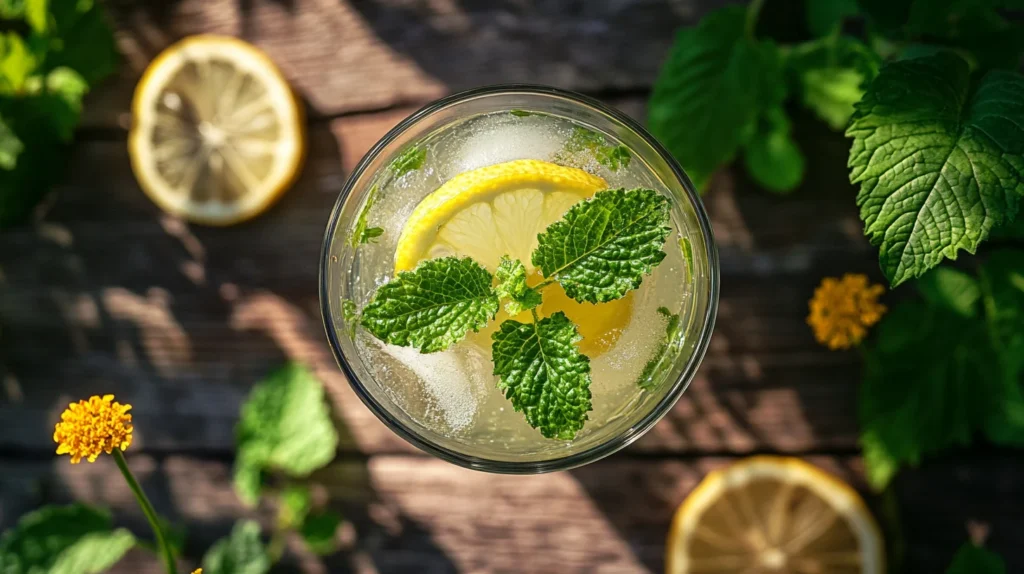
[319, 84, 720, 474]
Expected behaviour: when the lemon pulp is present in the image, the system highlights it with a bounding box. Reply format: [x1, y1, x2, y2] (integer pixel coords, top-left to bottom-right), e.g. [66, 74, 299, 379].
[393, 159, 633, 356]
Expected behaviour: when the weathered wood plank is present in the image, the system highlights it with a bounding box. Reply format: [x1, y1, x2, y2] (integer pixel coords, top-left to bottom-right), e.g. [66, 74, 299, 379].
[1, 454, 1021, 573]
[84, 0, 732, 128]
[0, 100, 873, 455]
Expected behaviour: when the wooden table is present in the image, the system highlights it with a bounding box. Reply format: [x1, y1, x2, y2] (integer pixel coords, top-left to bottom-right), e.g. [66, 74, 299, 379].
[1, 1, 1022, 572]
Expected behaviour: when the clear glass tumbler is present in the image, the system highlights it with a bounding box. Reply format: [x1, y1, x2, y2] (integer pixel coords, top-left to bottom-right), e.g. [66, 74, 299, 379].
[320, 85, 718, 473]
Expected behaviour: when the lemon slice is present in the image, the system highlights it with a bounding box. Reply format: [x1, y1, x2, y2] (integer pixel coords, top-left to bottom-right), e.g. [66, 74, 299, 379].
[394, 159, 632, 356]
[129, 35, 305, 225]
[667, 456, 885, 574]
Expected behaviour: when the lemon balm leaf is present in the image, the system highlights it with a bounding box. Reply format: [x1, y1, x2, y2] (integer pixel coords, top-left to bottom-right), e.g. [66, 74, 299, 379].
[202, 521, 269, 574]
[0, 116, 23, 170]
[361, 257, 499, 353]
[533, 188, 671, 303]
[0, 504, 135, 574]
[492, 312, 592, 440]
[389, 146, 426, 179]
[744, 107, 805, 194]
[946, 542, 1006, 574]
[495, 256, 542, 315]
[234, 364, 339, 506]
[300, 511, 343, 556]
[847, 53, 1024, 287]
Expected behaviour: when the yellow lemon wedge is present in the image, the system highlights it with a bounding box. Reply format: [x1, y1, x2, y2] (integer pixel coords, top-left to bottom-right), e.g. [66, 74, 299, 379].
[394, 159, 633, 356]
[667, 456, 885, 574]
[129, 35, 305, 225]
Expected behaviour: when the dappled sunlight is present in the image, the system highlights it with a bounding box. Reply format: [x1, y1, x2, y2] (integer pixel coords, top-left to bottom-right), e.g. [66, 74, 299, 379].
[102, 287, 193, 377]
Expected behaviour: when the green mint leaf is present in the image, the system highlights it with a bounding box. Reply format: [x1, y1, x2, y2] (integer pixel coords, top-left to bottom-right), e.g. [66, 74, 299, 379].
[25, 67, 88, 141]
[916, 266, 980, 318]
[806, 0, 859, 36]
[847, 53, 1024, 287]
[637, 307, 680, 390]
[789, 37, 879, 131]
[0, 0, 25, 19]
[278, 485, 312, 529]
[202, 521, 269, 574]
[340, 298, 358, 338]
[494, 256, 542, 315]
[946, 542, 1006, 574]
[679, 236, 694, 279]
[533, 188, 671, 303]
[350, 183, 379, 247]
[492, 312, 592, 440]
[859, 298, 1005, 489]
[978, 250, 1024, 444]
[562, 127, 631, 172]
[25, 0, 47, 33]
[648, 6, 783, 189]
[234, 363, 339, 506]
[42, 0, 118, 86]
[0, 116, 23, 170]
[0, 32, 39, 92]
[300, 511, 342, 556]
[744, 107, 805, 194]
[361, 256, 499, 353]
[509, 109, 533, 117]
[359, 226, 384, 244]
[0, 504, 135, 574]
[389, 146, 426, 178]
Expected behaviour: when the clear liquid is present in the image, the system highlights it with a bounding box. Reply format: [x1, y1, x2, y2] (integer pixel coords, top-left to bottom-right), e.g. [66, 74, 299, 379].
[343, 110, 692, 458]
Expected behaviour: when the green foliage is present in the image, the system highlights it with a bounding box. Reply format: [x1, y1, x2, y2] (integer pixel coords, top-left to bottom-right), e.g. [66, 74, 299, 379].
[0, 0, 117, 228]
[360, 257, 500, 353]
[299, 511, 342, 556]
[494, 256, 542, 316]
[848, 53, 1024, 287]
[636, 307, 681, 390]
[492, 312, 592, 440]
[234, 363, 340, 506]
[350, 184, 381, 247]
[807, 0, 859, 37]
[533, 188, 671, 303]
[561, 127, 631, 172]
[649, 5, 783, 190]
[0, 504, 135, 574]
[202, 521, 269, 574]
[743, 107, 805, 194]
[389, 146, 426, 179]
[946, 542, 1006, 574]
[860, 250, 1024, 489]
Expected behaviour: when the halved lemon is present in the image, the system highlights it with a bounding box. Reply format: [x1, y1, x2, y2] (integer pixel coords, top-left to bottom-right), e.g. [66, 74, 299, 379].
[129, 35, 305, 225]
[667, 456, 884, 574]
[394, 159, 632, 356]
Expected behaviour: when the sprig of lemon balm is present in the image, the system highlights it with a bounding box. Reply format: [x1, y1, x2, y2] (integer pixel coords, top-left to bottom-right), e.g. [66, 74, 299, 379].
[355, 164, 672, 440]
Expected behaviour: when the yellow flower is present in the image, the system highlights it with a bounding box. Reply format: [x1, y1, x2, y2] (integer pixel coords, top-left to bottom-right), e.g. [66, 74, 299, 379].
[53, 395, 134, 463]
[807, 273, 886, 350]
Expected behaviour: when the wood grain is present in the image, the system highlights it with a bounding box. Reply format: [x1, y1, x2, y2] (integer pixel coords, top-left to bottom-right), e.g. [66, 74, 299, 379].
[0, 102, 871, 455]
[1, 454, 1021, 573]
[83, 0, 735, 128]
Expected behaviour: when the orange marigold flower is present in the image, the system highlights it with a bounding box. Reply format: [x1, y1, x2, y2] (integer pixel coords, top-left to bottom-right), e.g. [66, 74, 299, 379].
[53, 394, 133, 463]
[807, 273, 886, 350]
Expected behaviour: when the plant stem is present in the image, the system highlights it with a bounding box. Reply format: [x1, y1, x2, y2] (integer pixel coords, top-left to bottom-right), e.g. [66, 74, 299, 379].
[745, 0, 765, 38]
[267, 530, 287, 564]
[534, 278, 556, 291]
[112, 449, 177, 574]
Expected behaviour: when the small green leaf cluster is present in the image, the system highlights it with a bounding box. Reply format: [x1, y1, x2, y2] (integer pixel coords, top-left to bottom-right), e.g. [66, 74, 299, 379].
[355, 188, 672, 439]
[0, 0, 118, 228]
[0, 504, 136, 573]
[558, 126, 632, 172]
[946, 540, 1006, 574]
[860, 251, 1024, 490]
[350, 145, 428, 246]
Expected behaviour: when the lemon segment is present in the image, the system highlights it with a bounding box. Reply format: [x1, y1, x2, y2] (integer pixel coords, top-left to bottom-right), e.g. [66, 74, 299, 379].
[129, 35, 305, 225]
[394, 159, 633, 356]
[667, 456, 884, 574]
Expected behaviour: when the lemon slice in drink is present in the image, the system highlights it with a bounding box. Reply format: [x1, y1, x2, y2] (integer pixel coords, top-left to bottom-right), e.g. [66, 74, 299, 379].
[667, 456, 885, 574]
[394, 159, 633, 356]
[129, 35, 305, 225]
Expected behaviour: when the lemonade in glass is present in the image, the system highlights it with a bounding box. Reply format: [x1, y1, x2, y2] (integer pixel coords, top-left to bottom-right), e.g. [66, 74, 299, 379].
[321, 86, 718, 472]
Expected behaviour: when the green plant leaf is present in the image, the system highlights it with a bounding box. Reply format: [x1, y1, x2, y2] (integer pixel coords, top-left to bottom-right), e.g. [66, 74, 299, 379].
[234, 364, 339, 506]
[847, 53, 1024, 287]
[361, 257, 499, 353]
[202, 521, 269, 574]
[278, 485, 312, 529]
[807, 0, 859, 36]
[946, 542, 1006, 574]
[978, 249, 1024, 444]
[788, 36, 880, 131]
[648, 6, 783, 189]
[389, 146, 426, 179]
[24, 0, 47, 33]
[350, 183, 380, 247]
[636, 307, 680, 390]
[533, 188, 671, 303]
[561, 127, 631, 172]
[494, 256, 542, 316]
[0, 116, 23, 170]
[341, 298, 358, 338]
[299, 511, 342, 556]
[0, 0, 26, 19]
[0, 32, 39, 92]
[743, 107, 805, 194]
[0, 504, 135, 574]
[492, 312, 592, 440]
[916, 266, 980, 317]
[42, 0, 118, 86]
[24, 66, 88, 141]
